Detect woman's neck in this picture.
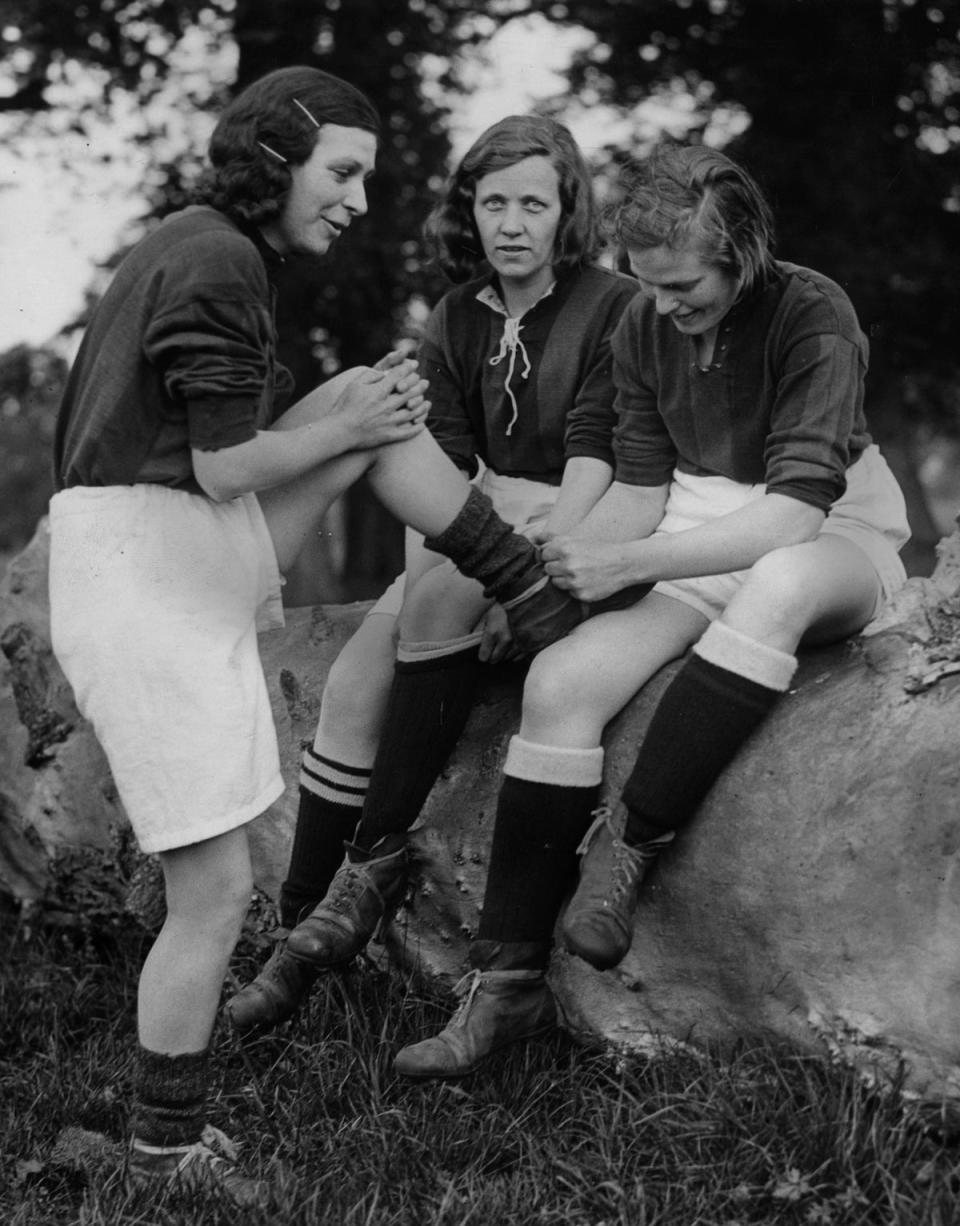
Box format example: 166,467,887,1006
693,325,719,369
500,268,556,318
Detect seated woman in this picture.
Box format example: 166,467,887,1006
393,143,910,1079
226,114,640,1033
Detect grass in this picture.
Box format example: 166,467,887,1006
2,898,959,1226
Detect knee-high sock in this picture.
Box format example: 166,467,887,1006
279,744,371,927
132,1046,209,1148
423,486,582,653
353,635,481,851
621,619,797,847
423,486,545,604
478,737,604,945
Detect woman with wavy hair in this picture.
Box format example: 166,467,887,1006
228,114,639,1033
49,73,580,1202
393,143,910,1079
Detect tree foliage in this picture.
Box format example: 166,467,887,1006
517,0,960,564
1,0,488,592
3,0,959,578
530,0,960,413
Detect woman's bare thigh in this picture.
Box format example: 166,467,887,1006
520,592,709,748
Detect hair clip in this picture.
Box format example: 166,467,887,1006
292,97,322,129
257,140,288,163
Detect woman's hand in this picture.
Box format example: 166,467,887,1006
540,536,639,602
327,359,430,449
373,348,413,373
525,521,553,548
478,602,523,664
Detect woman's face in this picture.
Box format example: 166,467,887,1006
472,155,562,297
260,124,377,258
627,243,741,336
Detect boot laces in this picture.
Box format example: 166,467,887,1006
136,1124,239,1180
575,805,614,856
448,969,484,1029
324,865,366,914
610,838,647,903
193,1124,238,1165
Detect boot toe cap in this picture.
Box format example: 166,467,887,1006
394,1039,468,1079
561,915,630,970
287,921,352,965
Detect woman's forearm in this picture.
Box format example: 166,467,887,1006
542,457,614,536
192,362,431,502
631,492,825,582
568,479,669,544
542,491,824,601
191,420,360,501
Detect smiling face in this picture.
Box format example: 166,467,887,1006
260,123,377,257
627,243,741,337
472,155,562,300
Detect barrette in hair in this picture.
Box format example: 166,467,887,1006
292,97,321,129
257,140,288,163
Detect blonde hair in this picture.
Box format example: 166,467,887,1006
607,145,776,296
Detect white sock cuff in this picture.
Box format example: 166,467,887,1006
396,631,483,663
694,620,797,692
504,736,604,787
300,745,372,806
304,739,373,773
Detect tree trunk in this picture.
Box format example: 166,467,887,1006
2,521,960,1105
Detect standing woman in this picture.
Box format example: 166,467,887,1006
394,144,910,1078
49,71,577,1200
227,115,640,1033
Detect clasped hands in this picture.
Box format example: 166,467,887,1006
332,349,431,448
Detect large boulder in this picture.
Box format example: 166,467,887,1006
2,519,960,1105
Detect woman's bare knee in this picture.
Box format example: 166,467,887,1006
725,540,877,648
398,564,488,642
520,648,608,744
160,843,253,934
272,368,369,432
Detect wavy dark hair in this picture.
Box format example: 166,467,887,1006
606,145,777,297
425,115,600,283
193,66,380,227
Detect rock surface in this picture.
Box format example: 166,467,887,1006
3,519,960,1103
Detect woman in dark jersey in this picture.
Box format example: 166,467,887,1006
228,114,639,1034
49,70,577,1201
394,144,910,1080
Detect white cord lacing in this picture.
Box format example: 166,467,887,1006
488,316,532,437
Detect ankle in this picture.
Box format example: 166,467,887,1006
470,939,550,972
622,807,677,851
132,1046,209,1148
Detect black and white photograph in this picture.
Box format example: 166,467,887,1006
1,2,959,1222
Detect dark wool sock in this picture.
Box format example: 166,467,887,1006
423,485,542,604
479,776,600,945
621,627,795,847
354,641,481,850
477,739,604,945
424,487,583,654
279,750,370,927
132,1046,209,1148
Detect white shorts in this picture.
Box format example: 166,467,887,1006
654,444,910,621
368,467,560,618
48,484,286,854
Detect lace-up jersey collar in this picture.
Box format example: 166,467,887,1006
475,280,557,436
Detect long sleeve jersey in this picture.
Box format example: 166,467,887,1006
611,261,873,511
54,206,294,493
421,265,640,486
